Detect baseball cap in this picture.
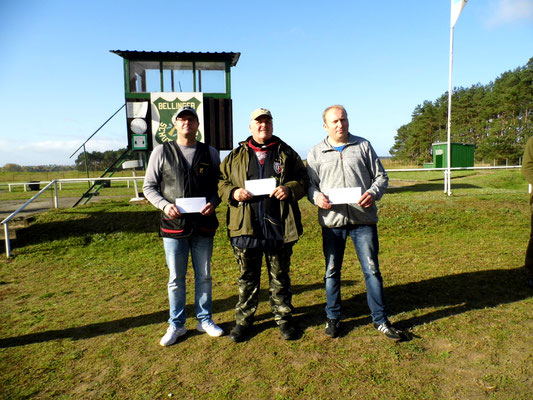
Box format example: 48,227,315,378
250,108,272,121
175,106,198,119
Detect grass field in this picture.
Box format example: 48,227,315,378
1,169,532,399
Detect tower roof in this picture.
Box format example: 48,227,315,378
110,50,240,66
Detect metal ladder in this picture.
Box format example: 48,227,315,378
73,148,134,207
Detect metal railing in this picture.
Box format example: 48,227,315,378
1,176,144,258
2,180,59,258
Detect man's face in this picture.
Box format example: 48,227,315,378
323,108,349,143
175,112,199,141
249,115,273,144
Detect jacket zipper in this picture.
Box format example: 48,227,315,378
338,149,351,224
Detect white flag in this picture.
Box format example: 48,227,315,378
451,0,468,27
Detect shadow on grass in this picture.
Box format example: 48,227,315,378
388,182,478,193
1,268,530,347
12,210,160,248
0,281,329,348
292,266,531,338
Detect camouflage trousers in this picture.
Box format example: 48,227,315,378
232,244,295,326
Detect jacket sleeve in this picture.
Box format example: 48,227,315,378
364,141,388,201
283,148,309,202
218,150,240,207
305,148,322,205
143,145,171,211
522,136,533,185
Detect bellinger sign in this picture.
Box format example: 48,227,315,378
150,92,204,148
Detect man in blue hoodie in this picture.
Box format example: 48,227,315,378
306,105,402,341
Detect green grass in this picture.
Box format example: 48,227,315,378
0,169,532,399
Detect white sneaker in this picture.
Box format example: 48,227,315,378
196,319,224,337
159,325,187,346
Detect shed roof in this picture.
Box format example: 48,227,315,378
432,142,475,146
110,50,240,66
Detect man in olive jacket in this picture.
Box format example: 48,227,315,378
218,108,308,342
522,135,533,288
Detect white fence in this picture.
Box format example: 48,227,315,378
386,165,524,193
1,177,144,258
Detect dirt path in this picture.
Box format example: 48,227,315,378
0,195,131,221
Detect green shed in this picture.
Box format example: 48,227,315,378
428,142,475,168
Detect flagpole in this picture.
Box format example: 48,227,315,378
447,0,468,196
446,24,454,196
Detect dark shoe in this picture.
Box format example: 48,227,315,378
325,318,340,338
279,320,297,340
374,321,402,342
527,278,533,289
229,324,249,343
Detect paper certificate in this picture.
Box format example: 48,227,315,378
328,187,362,205
245,178,277,196
175,197,206,213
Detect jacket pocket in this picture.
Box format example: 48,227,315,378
160,214,187,236
262,214,284,242
198,214,219,237
227,203,245,231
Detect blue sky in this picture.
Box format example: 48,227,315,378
1,0,532,166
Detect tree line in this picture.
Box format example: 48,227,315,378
1,163,77,172
1,148,127,172
390,57,533,165
72,148,128,171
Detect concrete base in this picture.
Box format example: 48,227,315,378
129,198,149,205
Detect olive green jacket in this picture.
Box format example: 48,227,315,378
218,136,309,242
522,136,533,209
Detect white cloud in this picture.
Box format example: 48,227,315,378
486,0,533,26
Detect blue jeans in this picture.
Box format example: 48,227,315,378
322,224,388,325
163,236,214,328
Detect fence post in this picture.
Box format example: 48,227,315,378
53,180,59,208
4,223,11,258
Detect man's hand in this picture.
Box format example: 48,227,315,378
201,202,215,216
233,188,253,202
270,185,290,201
358,192,375,208
163,203,181,218
315,193,332,209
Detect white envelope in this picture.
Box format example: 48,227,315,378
175,197,206,213
328,187,362,205
245,178,277,196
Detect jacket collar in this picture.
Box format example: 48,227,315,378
321,133,359,152
240,135,284,149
